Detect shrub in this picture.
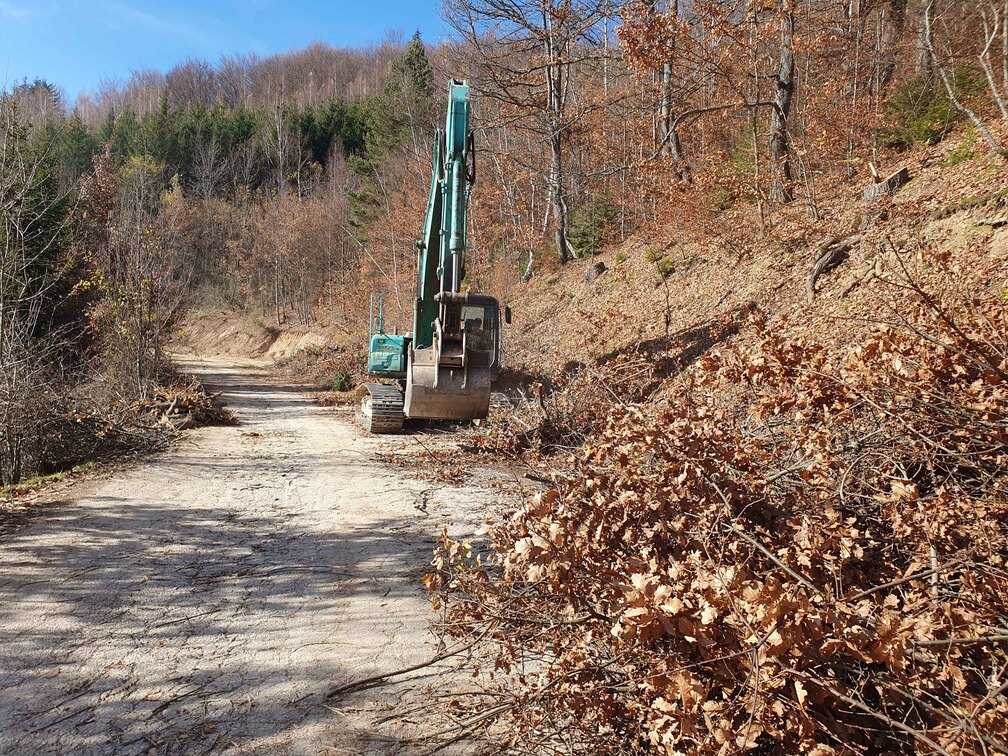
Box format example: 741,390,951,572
655,257,676,279
644,245,664,263
569,196,621,257
881,68,984,149
332,372,352,392
614,250,628,266
710,187,734,214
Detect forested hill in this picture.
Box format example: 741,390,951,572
15,35,423,223
23,35,408,176
7,31,443,329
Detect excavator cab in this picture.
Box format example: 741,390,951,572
460,300,501,371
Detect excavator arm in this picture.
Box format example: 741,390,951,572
358,80,506,434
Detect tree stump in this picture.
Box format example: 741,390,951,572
585,261,606,283
863,167,910,202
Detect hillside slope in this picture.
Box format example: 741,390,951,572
507,127,1007,379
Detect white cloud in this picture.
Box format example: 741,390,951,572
98,1,214,46
0,1,32,20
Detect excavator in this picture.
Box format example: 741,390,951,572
356,79,509,434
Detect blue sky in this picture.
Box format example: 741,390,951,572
0,0,446,99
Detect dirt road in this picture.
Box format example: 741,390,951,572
0,358,493,754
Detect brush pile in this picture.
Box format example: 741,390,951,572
429,281,1008,753
134,377,236,430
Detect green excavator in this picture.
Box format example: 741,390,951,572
357,79,509,434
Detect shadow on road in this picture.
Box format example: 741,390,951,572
0,358,470,754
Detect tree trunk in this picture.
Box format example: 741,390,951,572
545,5,573,264
878,0,908,94
274,255,282,326
769,0,796,204
915,2,933,75
274,102,286,195
550,128,572,264
657,2,689,181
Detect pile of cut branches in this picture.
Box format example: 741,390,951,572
428,281,1008,753
10,376,235,489
134,377,236,430
467,370,615,457
37,402,168,475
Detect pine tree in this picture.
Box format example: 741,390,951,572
348,32,437,240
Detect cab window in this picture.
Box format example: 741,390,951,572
461,304,495,352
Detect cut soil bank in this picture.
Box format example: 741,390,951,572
179,311,334,362
0,356,492,754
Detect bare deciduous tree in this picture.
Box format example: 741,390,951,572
924,0,1008,156
446,0,610,267
84,151,190,398
192,138,228,201
769,0,796,204
0,99,74,484
165,58,218,110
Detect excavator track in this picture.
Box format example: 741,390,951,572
357,383,404,434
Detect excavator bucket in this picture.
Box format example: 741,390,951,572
404,347,491,421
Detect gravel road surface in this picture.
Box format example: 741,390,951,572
0,358,491,754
